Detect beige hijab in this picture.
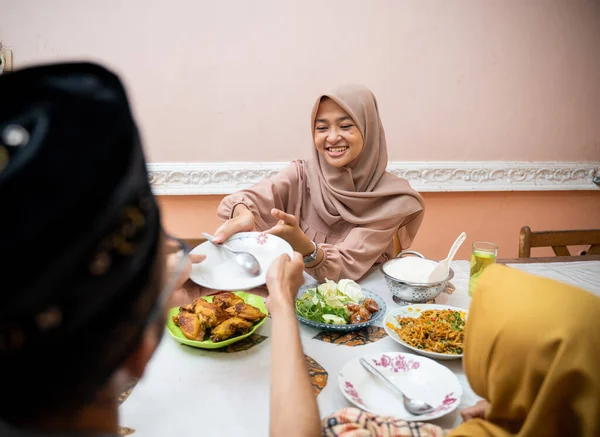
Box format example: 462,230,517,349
449,264,600,437
306,84,424,247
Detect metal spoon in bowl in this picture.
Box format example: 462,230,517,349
202,232,261,277
428,232,467,283
359,358,435,416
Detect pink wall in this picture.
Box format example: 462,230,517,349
3,0,600,163
158,191,600,261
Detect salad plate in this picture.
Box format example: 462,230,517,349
295,280,387,332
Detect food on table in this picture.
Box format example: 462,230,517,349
213,291,245,309
225,302,267,323
383,257,437,283
362,298,380,313
172,292,266,342
295,279,380,325
346,303,361,312
194,298,228,326
386,309,465,354
210,317,253,342
349,307,372,324
173,310,206,341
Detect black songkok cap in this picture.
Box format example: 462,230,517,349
0,63,161,419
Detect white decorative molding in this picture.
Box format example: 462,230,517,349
147,161,600,195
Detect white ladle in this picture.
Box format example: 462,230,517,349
428,232,467,283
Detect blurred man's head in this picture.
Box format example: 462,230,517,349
0,63,166,427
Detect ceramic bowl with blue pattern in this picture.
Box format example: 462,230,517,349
295,284,387,332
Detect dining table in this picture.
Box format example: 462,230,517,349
118,258,600,436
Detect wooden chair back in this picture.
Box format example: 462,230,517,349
519,226,600,258
393,234,402,257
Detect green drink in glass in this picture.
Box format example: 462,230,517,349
469,242,498,297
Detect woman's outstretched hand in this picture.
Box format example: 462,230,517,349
266,209,313,256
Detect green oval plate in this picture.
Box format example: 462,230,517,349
166,291,268,349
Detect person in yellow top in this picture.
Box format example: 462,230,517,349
321,264,600,437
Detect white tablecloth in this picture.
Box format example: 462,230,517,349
119,260,600,435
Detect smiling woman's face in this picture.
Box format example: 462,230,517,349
313,98,364,168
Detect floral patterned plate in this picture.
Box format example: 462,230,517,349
189,232,293,291
338,352,462,421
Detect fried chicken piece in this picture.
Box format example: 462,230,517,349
224,302,266,323
180,302,195,313
173,311,206,341
212,292,245,310
346,303,361,313
210,317,253,342
350,307,372,324
362,298,380,313
193,298,228,326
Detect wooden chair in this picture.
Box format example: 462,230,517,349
518,226,600,258
393,234,402,257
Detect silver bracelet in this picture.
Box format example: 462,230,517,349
303,240,318,264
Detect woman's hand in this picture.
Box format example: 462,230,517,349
266,209,313,256
460,400,491,422
213,205,256,244
265,252,305,314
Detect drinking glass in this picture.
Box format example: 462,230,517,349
468,242,498,297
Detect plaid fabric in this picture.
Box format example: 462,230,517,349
322,408,448,437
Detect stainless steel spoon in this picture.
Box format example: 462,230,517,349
359,358,435,416
202,232,261,277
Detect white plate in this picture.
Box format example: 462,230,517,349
338,352,462,421
189,232,293,291
383,304,467,361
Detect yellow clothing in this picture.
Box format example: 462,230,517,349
450,264,600,437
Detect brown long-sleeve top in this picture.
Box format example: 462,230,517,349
217,160,424,282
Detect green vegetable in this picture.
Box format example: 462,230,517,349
295,279,364,324
322,314,347,325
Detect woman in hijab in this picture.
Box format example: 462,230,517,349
320,264,600,437
214,85,425,281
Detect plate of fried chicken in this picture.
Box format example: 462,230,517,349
167,291,268,349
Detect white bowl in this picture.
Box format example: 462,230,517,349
380,251,454,305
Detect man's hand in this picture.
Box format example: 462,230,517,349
265,252,305,313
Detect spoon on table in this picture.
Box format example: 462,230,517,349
359,358,435,415
202,232,261,277
428,232,467,283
